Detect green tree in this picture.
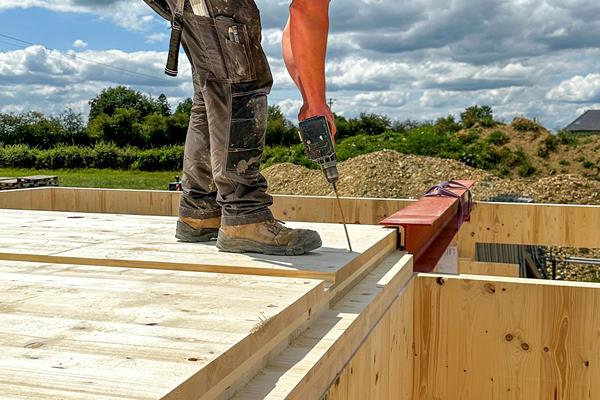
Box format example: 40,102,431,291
167,112,189,144
87,108,144,147
354,113,391,135
156,94,171,116
334,114,353,139
88,86,159,121
434,115,462,134
460,105,495,128
140,113,170,147
175,98,193,116
266,105,298,146
57,109,88,145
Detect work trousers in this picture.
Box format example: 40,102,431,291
168,0,274,225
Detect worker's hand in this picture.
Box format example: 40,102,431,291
299,103,337,140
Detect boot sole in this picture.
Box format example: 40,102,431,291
175,221,219,243
216,231,322,256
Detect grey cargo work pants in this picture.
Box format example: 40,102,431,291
170,0,274,225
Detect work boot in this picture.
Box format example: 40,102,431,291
176,216,221,243
217,219,322,256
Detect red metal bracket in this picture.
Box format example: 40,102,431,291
380,180,475,272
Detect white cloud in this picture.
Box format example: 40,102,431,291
0,45,192,116
72,39,88,49
546,74,600,102
145,32,168,43
276,99,303,120
0,0,156,31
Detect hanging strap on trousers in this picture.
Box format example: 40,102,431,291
165,0,185,76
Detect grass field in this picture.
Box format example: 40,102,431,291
0,168,180,190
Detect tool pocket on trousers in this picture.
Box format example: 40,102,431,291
214,17,256,83
226,95,266,175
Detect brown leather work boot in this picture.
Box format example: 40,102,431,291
217,219,322,256
176,216,221,243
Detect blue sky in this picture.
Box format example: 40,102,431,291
1,1,600,130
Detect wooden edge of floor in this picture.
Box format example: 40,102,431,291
160,278,330,400
232,251,414,400
420,272,600,289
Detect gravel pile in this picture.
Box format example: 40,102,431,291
549,247,600,282
264,150,600,283
264,150,600,205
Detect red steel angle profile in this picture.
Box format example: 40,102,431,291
380,180,475,272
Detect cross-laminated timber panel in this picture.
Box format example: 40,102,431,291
0,209,396,284
234,252,414,400
413,274,600,400
0,260,326,399
316,274,600,400
0,187,412,224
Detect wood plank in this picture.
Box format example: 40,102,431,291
0,260,326,400
414,274,600,400
1,188,412,223
4,189,600,252
457,201,600,258
0,210,396,284
234,251,414,399
459,258,520,277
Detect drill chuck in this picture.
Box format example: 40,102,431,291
298,116,339,184
323,166,339,184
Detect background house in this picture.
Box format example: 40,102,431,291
564,110,600,133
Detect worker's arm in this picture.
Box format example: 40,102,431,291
283,0,336,137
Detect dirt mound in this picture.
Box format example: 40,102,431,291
470,125,600,179
263,150,495,199
264,150,600,205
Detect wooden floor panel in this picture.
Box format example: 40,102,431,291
0,210,396,283
0,261,326,399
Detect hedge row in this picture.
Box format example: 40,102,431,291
0,143,184,171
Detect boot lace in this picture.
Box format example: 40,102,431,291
265,219,292,236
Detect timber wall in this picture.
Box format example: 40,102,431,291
2,188,599,245
321,274,600,400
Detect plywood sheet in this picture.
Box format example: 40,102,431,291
0,260,326,399
0,210,396,283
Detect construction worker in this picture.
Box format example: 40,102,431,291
143,0,335,255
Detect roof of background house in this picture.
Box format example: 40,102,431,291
564,110,600,132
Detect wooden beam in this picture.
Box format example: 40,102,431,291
456,201,600,258
3,188,600,250
458,258,520,277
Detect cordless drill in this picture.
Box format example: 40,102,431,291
299,116,352,252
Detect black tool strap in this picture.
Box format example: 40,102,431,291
165,0,186,76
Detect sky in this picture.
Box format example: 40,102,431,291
1,0,600,130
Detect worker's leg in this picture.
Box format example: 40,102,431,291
179,0,321,253
176,75,222,242
174,0,274,225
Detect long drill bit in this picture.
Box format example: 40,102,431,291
332,182,353,252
